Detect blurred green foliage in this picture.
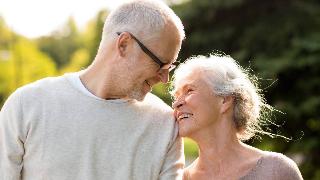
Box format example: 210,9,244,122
183,138,199,158
0,18,57,102
0,0,319,178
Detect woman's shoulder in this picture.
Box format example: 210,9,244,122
255,151,303,179
262,151,299,168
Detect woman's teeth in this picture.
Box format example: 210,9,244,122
178,113,193,121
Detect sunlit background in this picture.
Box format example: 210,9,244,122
0,0,319,179
0,0,128,38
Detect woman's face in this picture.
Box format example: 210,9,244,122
172,72,223,137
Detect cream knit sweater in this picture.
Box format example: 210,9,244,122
0,74,184,180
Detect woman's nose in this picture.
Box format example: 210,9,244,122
172,97,185,109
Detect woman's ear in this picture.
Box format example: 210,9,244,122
221,96,234,113
116,32,131,57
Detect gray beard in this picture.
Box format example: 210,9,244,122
128,86,147,101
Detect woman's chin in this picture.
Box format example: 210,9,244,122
178,120,193,137
178,127,190,137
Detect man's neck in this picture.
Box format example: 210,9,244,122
79,62,128,100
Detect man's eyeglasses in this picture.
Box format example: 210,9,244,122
116,32,177,71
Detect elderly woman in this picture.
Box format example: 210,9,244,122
171,55,303,180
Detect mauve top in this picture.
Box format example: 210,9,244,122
184,151,303,180
240,151,303,180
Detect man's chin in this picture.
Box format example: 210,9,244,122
128,91,148,102
135,96,146,102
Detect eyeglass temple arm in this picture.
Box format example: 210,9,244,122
116,32,165,68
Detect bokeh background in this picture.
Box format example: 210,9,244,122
0,0,319,179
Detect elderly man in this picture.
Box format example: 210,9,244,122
0,0,185,179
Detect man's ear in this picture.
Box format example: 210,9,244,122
116,32,131,57
221,96,234,114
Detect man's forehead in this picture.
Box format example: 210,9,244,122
157,47,179,65
155,28,182,64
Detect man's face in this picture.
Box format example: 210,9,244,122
125,25,182,101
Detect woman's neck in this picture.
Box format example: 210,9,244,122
186,118,263,179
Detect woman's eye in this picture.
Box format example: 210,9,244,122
186,88,193,94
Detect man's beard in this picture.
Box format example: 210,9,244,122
127,84,148,101
123,55,148,101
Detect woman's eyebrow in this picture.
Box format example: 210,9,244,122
173,83,195,96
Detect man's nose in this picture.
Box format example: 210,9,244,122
158,69,169,83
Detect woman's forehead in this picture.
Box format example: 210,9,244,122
173,73,207,95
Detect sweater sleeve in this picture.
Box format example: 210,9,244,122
0,89,26,180
159,124,185,180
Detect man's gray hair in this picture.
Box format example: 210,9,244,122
172,54,275,141
100,0,185,49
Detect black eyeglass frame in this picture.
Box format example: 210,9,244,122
116,32,176,71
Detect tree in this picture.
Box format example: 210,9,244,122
36,17,81,68
82,9,109,66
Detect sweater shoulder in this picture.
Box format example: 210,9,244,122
14,76,71,106
143,93,173,113
2,76,65,106
139,93,176,132
18,76,67,94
